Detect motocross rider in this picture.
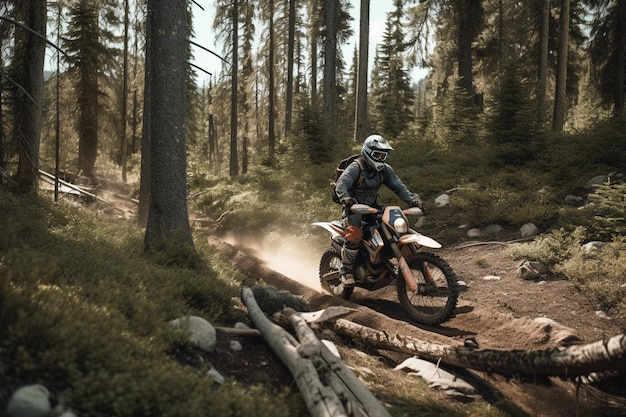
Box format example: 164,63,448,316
335,134,425,287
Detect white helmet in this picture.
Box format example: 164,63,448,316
361,134,393,172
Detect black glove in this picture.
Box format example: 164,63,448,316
340,197,358,207
409,194,425,212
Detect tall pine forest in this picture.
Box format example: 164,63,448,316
1,0,626,242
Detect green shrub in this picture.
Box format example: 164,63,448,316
561,239,626,321
507,227,587,266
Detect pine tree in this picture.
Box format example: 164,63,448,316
370,0,415,138
63,0,120,181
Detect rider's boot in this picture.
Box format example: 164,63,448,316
340,246,359,287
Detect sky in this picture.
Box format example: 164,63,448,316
190,1,428,87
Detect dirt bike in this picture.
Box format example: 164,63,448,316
313,203,460,325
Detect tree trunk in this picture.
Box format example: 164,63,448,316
552,0,570,131
76,1,99,181
537,0,550,119
330,319,626,378
0,52,4,186
121,0,129,183
144,0,194,252
614,1,626,116
15,0,47,194
268,0,276,161
285,0,296,135
323,0,338,132
229,0,239,177
456,0,475,98
138,6,152,227
354,0,369,143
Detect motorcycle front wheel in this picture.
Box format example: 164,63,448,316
319,248,354,300
397,252,459,325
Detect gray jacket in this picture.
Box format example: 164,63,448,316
335,159,415,207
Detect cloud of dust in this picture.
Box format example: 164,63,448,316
223,231,323,291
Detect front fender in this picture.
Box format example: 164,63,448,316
398,232,442,249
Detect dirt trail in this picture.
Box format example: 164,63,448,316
207,235,625,417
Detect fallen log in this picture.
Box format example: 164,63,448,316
241,287,347,417
283,309,392,417
330,319,626,378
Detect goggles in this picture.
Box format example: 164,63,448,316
370,150,388,162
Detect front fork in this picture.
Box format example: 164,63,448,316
383,227,433,293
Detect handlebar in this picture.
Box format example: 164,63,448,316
350,203,423,217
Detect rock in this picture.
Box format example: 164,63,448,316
519,223,540,238
234,322,251,330
207,366,225,384
394,357,478,400
230,340,243,351
434,193,450,207
484,224,502,235
595,310,611,320
483,275,501,281
585,175,609,188
564,195,584,205
169,316,217,353
516,260,550,281
582,241,607,254
6,385,51,417
532,317,581,346
467,228,481,238
456,280,468,291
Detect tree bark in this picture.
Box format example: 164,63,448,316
323,0,338,131
537,0,549,120
15,0,47,194
354,0,369,143
267,0,276,161
552,0,570,131
144,0,194,252
330,319,626,378
285,0,296,135
229,0,239,177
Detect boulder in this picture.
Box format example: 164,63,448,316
519,223,540,238
516,260,551,281
6,385,51,417
434,193,450,207
169,316,217,353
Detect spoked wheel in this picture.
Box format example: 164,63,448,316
397,252,459,325
319,248,354,300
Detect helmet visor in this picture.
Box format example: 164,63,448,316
370,150,388,162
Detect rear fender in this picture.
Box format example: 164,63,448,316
312,221,344,238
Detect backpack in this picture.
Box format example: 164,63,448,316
331,155,384,204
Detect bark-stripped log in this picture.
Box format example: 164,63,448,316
242,287,347,417
330,319,626,378
284,309,392,417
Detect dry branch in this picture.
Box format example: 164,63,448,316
330,319,626,378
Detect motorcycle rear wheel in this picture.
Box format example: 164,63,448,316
397,252,459,325
319,248,354,300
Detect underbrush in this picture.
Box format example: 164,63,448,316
508,228,626,323
0,190,293,417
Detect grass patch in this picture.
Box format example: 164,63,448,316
0,190,291,417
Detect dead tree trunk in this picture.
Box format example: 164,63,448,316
330,319,626,378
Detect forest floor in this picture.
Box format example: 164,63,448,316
96,189,626,417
